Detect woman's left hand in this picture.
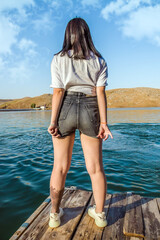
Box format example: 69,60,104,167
97,124,113,141
48,123,61,137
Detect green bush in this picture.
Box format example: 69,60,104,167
31,103,36,108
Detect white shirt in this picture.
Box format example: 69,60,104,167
50,49,108,95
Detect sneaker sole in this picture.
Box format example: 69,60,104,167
88,208,107,228
49,208,64,228
49,219,61,228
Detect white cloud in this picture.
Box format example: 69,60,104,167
49,0,74,14
19,38,36,50
0,0,35,12
0,16,20,54
101,0,151,20
120,5,160,45
9,59,34,84
43,0,73,10
33,12,54,32
50,0,61,9
0,0,36,55
102,0,123,19
0,51,40,86
9,61,31,83
0,57,6,70
0,0,35,21
101,0,160,46
18,38,38,58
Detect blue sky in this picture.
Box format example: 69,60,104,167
0,0,160,99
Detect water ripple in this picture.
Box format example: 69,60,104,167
0,110,160,239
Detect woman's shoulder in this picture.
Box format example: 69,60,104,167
53,51,62,59
90,51,107,62
52,51,71,63
51,50,107,65
51,51,63,65
96,54,107,68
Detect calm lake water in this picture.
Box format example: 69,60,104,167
0,107,160,240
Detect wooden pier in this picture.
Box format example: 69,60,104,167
10,186,160,240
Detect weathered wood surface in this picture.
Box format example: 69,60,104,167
72,193,112,239
123,193,144,238
102,193,127,240
9,187,160,240
10,195,51,240
141,197,160,240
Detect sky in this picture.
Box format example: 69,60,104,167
0,0,160,99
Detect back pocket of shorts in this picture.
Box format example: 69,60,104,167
58,101,73,120
84,103,100,124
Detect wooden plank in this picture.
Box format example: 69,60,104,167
9,187,72,240
9,195,51,240
72,193,112,239
16,188,92,240
123,194,144,238
16,188,78,240
10,191,160,240
126,237,144,240
102,193,128,240
141,197,160,240
41,189,92,240
130,238,143,240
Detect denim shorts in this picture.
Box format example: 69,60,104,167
57,91,100,138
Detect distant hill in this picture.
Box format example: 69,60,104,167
0,87,160,109
0,99,13,105
106,87,160,108
0,95,52,109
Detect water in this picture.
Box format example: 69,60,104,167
0,108,160,240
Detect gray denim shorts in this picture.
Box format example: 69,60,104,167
57,91,100,138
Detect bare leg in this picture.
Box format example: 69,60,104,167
50,186,65,213
80,133,107,213
50,132,75,213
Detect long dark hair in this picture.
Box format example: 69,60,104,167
55,17,102,60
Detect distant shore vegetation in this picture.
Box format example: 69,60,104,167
0,87,160,110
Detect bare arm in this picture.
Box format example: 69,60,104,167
96,86,113,140
96,86,108,124
50,88,65,125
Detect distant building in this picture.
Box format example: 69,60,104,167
40,105,46,110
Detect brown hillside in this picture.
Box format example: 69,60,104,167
0,88,160,109
106,87,160,108
0,95,52,109
0,99,13,105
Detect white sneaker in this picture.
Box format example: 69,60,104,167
49,207,64,228
88,204,107,228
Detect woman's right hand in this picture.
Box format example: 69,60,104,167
97,124,113,141
48,123,61,138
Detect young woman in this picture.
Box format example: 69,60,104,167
48,17,113,228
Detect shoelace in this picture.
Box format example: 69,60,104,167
97,212,106,220
50,212,60,221
93,205,106,221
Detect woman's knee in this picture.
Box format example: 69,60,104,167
86,163,103,176
53,163,70,175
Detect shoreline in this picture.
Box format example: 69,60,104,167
0,107,160,112
0,108,43,112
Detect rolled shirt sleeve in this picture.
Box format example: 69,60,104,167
96,58,108,87
50,55,64,88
